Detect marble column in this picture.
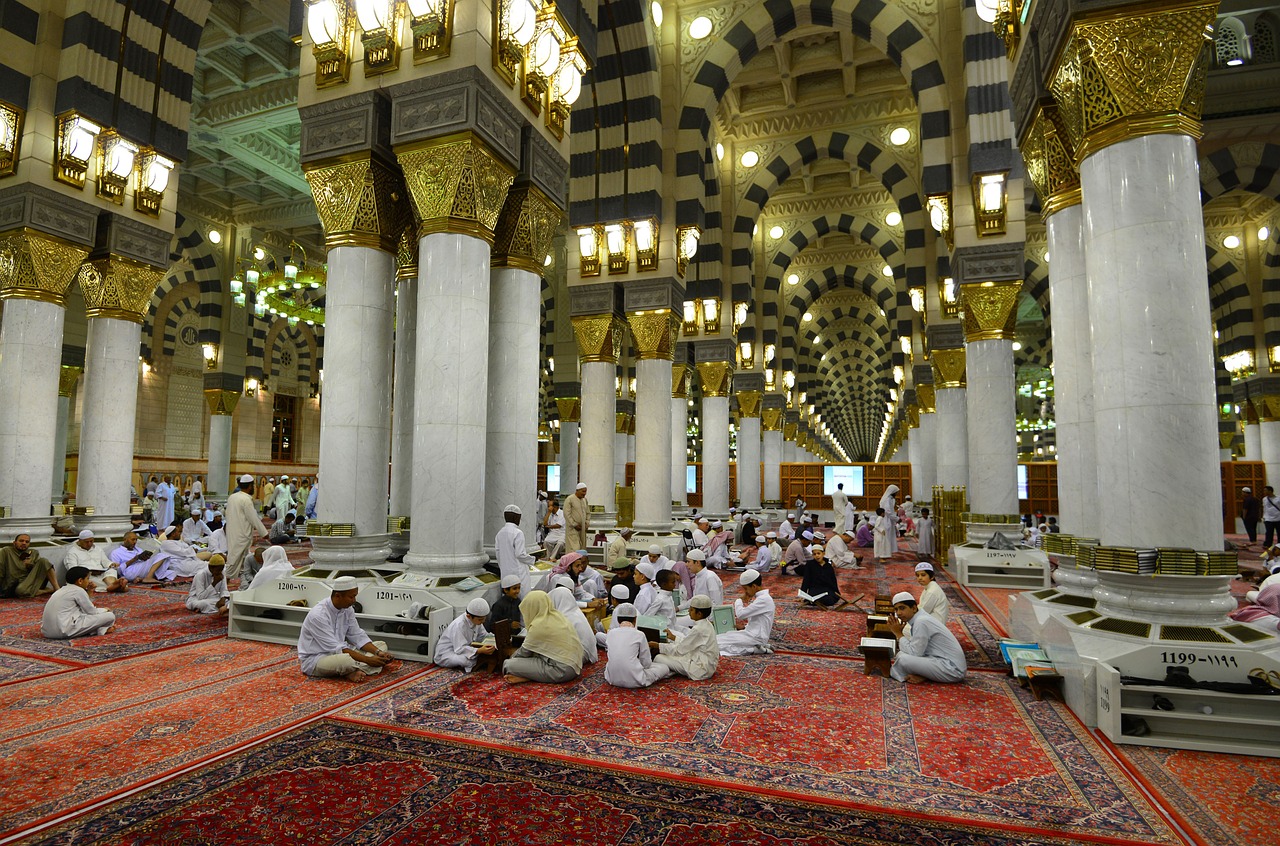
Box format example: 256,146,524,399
696,340,735,518
762,396,784,504
555,393,581,495
1260,404,1280,487
912,411,938,499
614,399,633,488
671,356,691,509
389,234,418,525
1067,5,1221,549
783,415,798,464
626,293,681,534
960,279,1021,515
931,345,969,490
52,369,79,502
573,306,625,519
1245,421,1262,461
204,390,239,500
735,374,764,511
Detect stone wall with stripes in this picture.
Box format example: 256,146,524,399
0,0,39,109
961,0,1015,175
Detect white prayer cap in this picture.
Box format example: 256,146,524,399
281,475,289,481
620,527,635,536
610,584,631,600
841,529,853,537
914,563,934,573
755,536,766,543
636,562,657,580
685,549,706,561
729,507,737,513
576,483,588,491
331,575,359,592
466,598,491,616
1244,487,1253,493
78,529,94,540
689,595,713,610
766,531,777,539
648,544,663,555
614,602,638,618
504,504,522,515
801,530,814,540
811,544,824,553
891,590,915,605
538,490,547,497
739,569,762,586
787,514,795,520
697,517,709,525
500,574,522,589
239,474,254,483
711,520,723,528
551,574,575,591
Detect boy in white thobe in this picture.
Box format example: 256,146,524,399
916,509,935,560
826,530,859,569
746,536,773,572
884,591,967,684
647,570,679,631
718,569,776,656
873,508,893,561
655,595,719,680
595,583,632,648
604,603,671,688
41,567,116,639
186,557,230,615
681,549,724,607
297,576,398,681
633,562,657,616
495,505,536,594
435,598,496,672
766,532,784,564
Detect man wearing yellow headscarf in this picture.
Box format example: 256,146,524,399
503,590,585,685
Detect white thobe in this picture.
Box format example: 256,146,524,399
747,545,773,572
915,518,935,556
647,589,678,630
207,527,229,556
844,502,857,534
606,533,628,563
496,522,535,593
604,625,670,688
574,566,607,600
297,598,372,677
768,540,783,562
41,584,114,638
777,520,795,541
691,529,709,547
271,483,295,518
687,567,724,607
544,511,565,546
873,515,892,559
825,534,855,567
892,609,966,683
181,517,212,544
644,554,671,573
154,482,176,529
878,491,899,553
435,613,486,671
918,580,950,624
717,590,775,656
63,545,118,592
656,617,719,680
225,490,267,580
186,568,229,614
244,558,298,592
832,491,849,533
634,583,657,616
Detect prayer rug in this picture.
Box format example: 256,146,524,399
0,645,429,837
337,655,1186,846
0,588,225,664
1113,744,1280,846
0,652,67,684
20,719,1120,846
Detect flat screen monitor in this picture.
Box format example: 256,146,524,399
1017,465,1028,500
546,464,560,493
823,465,864,496
686,465,698,494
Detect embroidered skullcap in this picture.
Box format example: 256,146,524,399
614,602,638,618
1243,487,1252,493
811,544,824,553
891,591,915,605
689,595,713,610
739,569,762,586
551,574,575,591
331,576,359,592
77,529,94,540
711,520,723,528
239,474,254,483
576,483,588,491
787,514,795,520
686,549,706,561
766,531,777,539
755,536,766,543
636,562,657,580
801,530,814,540
611,584,631,600
504,504,522,515
914,563,935,573
500,574,522,589
466,598,491,616
698,517,710,524
648,544,663,555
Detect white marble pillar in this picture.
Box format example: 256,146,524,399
1261,421,1280,488
966,340,1018,514
1047,203,1098,536
406,233,491,575
910,414,937,500
701,396,730,516
627,433,636,465
633,358,673,532
77,317,143,518
1245,422,1262,461
206,415,232,501
0,299,66,531
1081,133,1221,549
484,267,540,550
934,387,968,489
389,276,417,519
737,416,762,510
671,398,688,508
579,360,616,514
52,394,70,502
783,438,797,463
763,429,782,502
559,420,579,494
614,429,629,488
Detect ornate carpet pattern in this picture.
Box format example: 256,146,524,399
0,653,67,684
21,720,1121,846
336,655,1185,845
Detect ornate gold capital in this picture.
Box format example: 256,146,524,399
204,389,241,416
1219,431,1235,449
736,390,763,418
396,131,516,244
932,349,967,389
556,397,580,423
961,280,1021,343
0,229,90,307
762,407,784,431
1050,1,1216,161
572,314,625,363
627,310,681,361
58,366,82,397
1259,395,1280,423
615,411,633,434
492,183,562,273
696,361,732,397
908,403,921,429
783,422,798,441
672,364,691,398
396,218,418,280
916,383,936,413
77,256,164,323
1022,103,1082,217
304,154,403,253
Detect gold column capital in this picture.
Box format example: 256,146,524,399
696,361,732,397
204,389,241,416
1022,103,1082,217
627,310,681,361
58,365,82,397
556,396,580,423
571,314,626,363
395,218,418,280
615,411,633,434
672,363,691,398
908,403,921,429
736,389,763,418
1258,395,1280,423
932,348,967,389
491,183,562,273
1050,1,1217,161
762,407,784,431
396,131,516,244
916,384,936,413
1219,431,1236,449
77,256,164,323
783,422,798,441
961,279,1022,343
304,154,404,253
0,229,90,307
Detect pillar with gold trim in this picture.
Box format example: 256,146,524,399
572,285,625,523
697,339,735,518
783,410,799,464
75,216,168,526
204,379,240,501
958,262,1022,516
52,365,82,503
912,366,937,499
389,218,418,540
1256,390,1280,487
1023,102,1097,536
671,344,692,510
0,193,94,537
929,325,969,490
762,394,785,505
486,156,563,550
555,388,581,493
735,372,765,512
626,280,682,533
1051,2,1221,547
303,139,400,567
615,395,633,491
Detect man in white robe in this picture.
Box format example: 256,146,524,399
496,505,536,593
153,475,176,530
604,603,671,688
63,531,125,593
878,485,900,554
606,527,634,563
297,576,398,681
190,476,204,512
435,598,496,672
777,515,796,542
826,530,859,569
563,483,591,553
683,549,724,607
225,475,268,583
832,484,849,534
41,566,115,638
270,476,295,520
656,595,719,680
642,544,671,573
884,591,966,683
873,508,893,561
186,556,230,615
110,530,171,583
149,529,205,578
543,499,566,560
181,509,212,543
718,569,775,656
691,518,711,548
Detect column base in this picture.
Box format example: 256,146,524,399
589,511,618,531
963,521,1023,545
389,534,411,560
402,549,490,578
309,534,395,571
0,516,57,544
1092,572,1237,625
77,513,136,538
631,521,677,535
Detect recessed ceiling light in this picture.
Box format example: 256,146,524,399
889,127,911,146
715,142,724,161
885,211,901,227
689,16,713,39
769,225,784,239
803,312,812,322
1261,226,1271,241
740,150,759,168
1224,235,1241,249
787,273,799,285
882,265,894,277
207,230,222,244
1012,341,1022,351
650,1,662,27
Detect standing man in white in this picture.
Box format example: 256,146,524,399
225,474,268,585
153,474,176,530
832,483,849,534
564,483,591,553
496,505,536,594
270,475,295,520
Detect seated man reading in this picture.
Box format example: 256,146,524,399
1,534,57,597
883,590,967,684
41,566,116,638
297,576,399,682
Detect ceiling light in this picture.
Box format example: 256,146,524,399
689,16,712,39
975,0,999,23
1260,226,1271,241
208,230,222,245
769,225,784,239
715,142,724,161
650,0,662,26
787,273,799,285
882,265,894,277
254,247,266,261
802,312,812,322
1011,341,1022,351
889,127,911,146
885,211,901,227
1224,235,1241,249
740,150,759,168
1043,251,1050,263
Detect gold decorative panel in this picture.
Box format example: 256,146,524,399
204,389,241,416
762,407,784,431
492,183,563,273
908,403,921,429
961,280,1021,342
783,422,798,441
916,384,936,413
931,349,967,389
396,131,516,244
396,219,418,280
615,412,632,434
626,310,680,361
672,364,691,398
1022,104,1081,217
556,396,580,423
0,229,90,307
1258,395,1280,423
77,257,164,323
736,390,763,418
304,155,403,253
571,314,624,363
58,365,81,397
697,361,732,397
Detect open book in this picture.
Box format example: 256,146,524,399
798,590,828,603
860,636,896,656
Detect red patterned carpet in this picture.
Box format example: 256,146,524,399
0,653,67,684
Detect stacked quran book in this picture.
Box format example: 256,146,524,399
1092,546,1158,575
1154,548,1198,575
1075,543,1096,568
1196,550,1237,576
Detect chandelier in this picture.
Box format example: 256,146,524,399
251,243,326,327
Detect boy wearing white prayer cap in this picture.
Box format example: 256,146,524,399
495,504,536,594
682,548,723,607
656,595,720,680
604,603,671,688
486,574,525,633
883,590,966,684
717,569,776,656
595,583,634,648
297,576,399,681
437,598,498,672
633,561,658,615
